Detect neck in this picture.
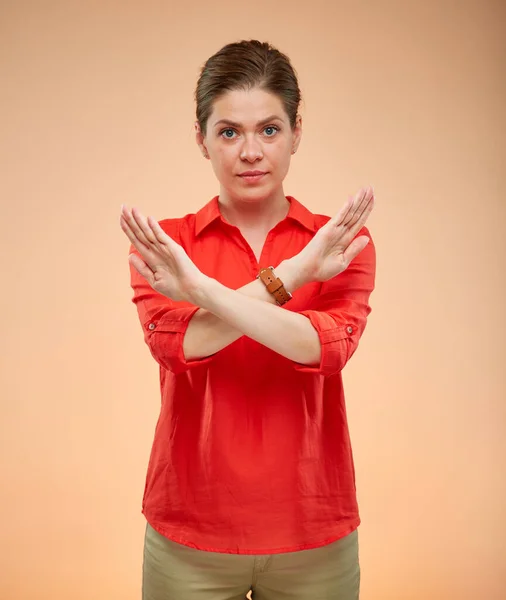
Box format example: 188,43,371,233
218,189,290,233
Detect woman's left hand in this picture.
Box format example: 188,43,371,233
293,186,375,284
120,205,206,302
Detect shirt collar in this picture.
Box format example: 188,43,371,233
195,195,317,237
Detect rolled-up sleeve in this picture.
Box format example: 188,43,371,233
128,234,214,375
293,228,376,376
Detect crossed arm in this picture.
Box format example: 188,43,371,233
182,259,321,364
121,188,375,371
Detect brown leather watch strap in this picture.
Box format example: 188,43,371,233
257,266,293,306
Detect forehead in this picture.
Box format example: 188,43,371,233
208,88,287,127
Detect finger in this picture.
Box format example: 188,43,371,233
130,206,159,247
128,252,155,285
342,187,371,228
120,213,150,253
330,193,356,228
342,235,370,266
120,214,158,266
354,190,375,230
147,216,190,266
346,187,375,232
121,205,151,249
134,210,182,266
332,187,367,229
147,215,180,251
338,195,375,252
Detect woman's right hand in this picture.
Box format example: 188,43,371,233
120,204,207,302
293,187,375,284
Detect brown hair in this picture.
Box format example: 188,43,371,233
195,40,301,136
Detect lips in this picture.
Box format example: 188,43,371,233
238,171,267,184
239,171,266,177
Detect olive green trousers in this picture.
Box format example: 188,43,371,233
142,522,360,599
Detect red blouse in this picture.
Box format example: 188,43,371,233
128,195,376,554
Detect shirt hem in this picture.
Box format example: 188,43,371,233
142,509,361,555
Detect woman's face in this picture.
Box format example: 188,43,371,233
196,87,302,204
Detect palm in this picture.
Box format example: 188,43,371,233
143,251,189,300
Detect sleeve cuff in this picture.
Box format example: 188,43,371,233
144,306,214,373
292,309,356,375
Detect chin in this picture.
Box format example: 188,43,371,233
238,178,281,195
237,187,276,202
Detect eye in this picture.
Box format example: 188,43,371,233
264,125,280,136
220,128,237,139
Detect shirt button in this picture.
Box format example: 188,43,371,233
148,323,156,331
346,326,353,334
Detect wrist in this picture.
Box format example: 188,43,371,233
276,257,313,293
184,273,216,307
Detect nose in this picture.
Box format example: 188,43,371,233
240,135,263,161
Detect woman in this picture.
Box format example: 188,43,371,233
120,39,375,600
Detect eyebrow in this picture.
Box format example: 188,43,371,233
212,115,284,129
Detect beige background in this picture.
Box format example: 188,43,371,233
1,1,505,599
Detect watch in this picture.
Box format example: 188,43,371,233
257,266,293,306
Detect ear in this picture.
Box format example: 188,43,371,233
292,114,303,154
195,121,209,159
